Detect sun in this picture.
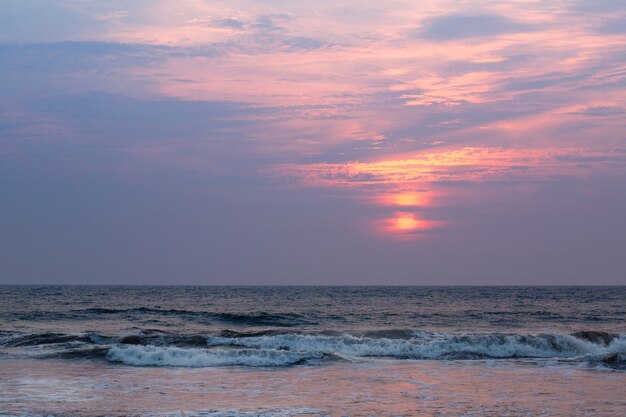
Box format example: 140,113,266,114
391,212,422,232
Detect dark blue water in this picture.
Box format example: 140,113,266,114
1,286,625,368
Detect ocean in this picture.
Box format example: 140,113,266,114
1,286,625,416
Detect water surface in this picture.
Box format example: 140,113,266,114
1,286,625,416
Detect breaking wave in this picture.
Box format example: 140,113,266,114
2,330,625,369
201,332,626,361
107,345,328,367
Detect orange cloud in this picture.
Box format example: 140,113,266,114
274,147,626,188
273,146,626,237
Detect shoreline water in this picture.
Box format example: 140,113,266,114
1,286,624,416
2,358,625,417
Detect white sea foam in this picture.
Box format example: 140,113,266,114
203,332,626,361
106,345,323,367
105,333,626,367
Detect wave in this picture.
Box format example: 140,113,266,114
202,332,626,361
3,308,316,327
2,330,625,369
106,345,329,367
104,332,626,367
580,352,626,370
2,332,90,347
73,308,315,327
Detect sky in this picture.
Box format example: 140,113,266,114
1,0,626,285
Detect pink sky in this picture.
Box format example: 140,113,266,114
1,0,625,283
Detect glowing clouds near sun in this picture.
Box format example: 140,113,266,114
379,191,433,207
377,191,435,237
274,146,626,237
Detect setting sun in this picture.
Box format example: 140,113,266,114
388,212,423,232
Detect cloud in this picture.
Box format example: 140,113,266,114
271,146,626,240
0,0,97,42
418,14,528,41
394,72,503,106
598,17,626,35
188,13,329,52
251,14,292,32
568,0,626,13
0,91,284,183
282,36,327,51
30,92,253,138
273,147,626,188
242,14,330,52
0,42,168,73
0,41,181,101
568,106,626,117
213,18,246,29
0,92,258,166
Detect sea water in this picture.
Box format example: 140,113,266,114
1,286,625,416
